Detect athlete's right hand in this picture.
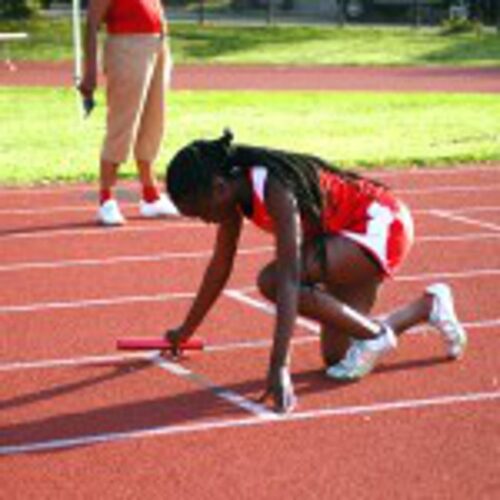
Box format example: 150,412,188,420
165,327,190,358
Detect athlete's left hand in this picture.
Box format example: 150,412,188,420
258,365,297,414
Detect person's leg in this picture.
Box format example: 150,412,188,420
319,279,380,366
99,36,153,225
135,41,177,216
257,235,387,345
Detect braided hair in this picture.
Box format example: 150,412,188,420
166,130,373,229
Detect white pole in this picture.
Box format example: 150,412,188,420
72,0,87,120
72,0,82,86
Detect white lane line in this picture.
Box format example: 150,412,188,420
1,232,500,273
418,232,500,242
2,264,500,314
396,268,500,282
152,355,277,420
397,184,500,194
0,291,197,313
0,246,272,273
225,288,500,337
225,289,320,333
1,389,498,456
1,316,498,374
431,210,500,233
1,201,500,218
374,166,500,178
0,352,157,372
0,221,207,240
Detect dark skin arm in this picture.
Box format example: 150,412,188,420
78,0,112,98
167,212,243,346
258,176,301,413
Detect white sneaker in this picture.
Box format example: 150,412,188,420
139,193,178,218
326,325,397,381
427,283,467,359
97,199,126,226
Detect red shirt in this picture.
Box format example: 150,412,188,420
105,0,164,35
245,166,395,239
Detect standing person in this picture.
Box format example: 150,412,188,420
79,0,177,225
163,130,467,414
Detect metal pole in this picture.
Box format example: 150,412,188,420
72,0,82,86
199,0,206,25
337,0,345,27
413,0,421,28
266,0,274,25
497,0,500,33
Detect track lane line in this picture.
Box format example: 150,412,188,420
1,231,500,273
431,210,500,233
1,316,499,373
0,246,273,272
1,389,499,456
2,266,500,314
152,355,278,420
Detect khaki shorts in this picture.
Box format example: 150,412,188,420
101,34,172,164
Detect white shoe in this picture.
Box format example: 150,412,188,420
326,325,397,381
139,193,178,218
97,199,126,226
427,283,467,359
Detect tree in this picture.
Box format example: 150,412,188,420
0,0,43,19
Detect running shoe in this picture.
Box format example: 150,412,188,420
97,199,126,226
326,324,397,381
139,193,178,218
426,283,467,359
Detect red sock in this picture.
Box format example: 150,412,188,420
142,185,160,203
100,188,112,205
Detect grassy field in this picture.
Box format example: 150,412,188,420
0,18,499,66
1,19,499,185
1,87,499,185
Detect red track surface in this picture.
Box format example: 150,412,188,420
1,62,500,497
2,61,500,92
1,166,500,499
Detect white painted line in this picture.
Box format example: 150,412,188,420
0,221,207,241
1,389,498,455
418,232,500,243
0,201,498,218
153,355,277,419
431,210,500,233
397,183,500,194
395,268,500,282
225,289,319,333
0,352,157,372
1,231,500,274
0,315,498,374
0,246,272,273
374,166,500,178
2,263,500,314
0,291,197,314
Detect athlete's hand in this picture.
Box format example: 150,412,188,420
258,365,296,414
165,327,190,358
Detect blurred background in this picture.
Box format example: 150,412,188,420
1,1,499,29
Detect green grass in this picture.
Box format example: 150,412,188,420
0,18,499,66
1,88,499,185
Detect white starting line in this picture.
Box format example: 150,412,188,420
1,389,499,456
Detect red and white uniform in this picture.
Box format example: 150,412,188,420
245,167,414,276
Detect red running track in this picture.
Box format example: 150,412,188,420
2,62,500,93
0,165,500,499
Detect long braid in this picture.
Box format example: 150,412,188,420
166,130,384,228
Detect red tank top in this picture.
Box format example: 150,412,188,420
105,0,164,35
245,167,394,239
